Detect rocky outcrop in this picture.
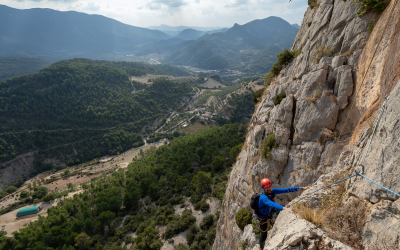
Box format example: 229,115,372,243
254,210,353,250
346,80,400,203
213,0,400,249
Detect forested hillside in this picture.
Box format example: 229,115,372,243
0,57,53,80
0,123,246,250
0,59,193,179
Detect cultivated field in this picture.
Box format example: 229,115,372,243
199,78,226,88
130,74,171,84
130,75,196,84
178,121,215,134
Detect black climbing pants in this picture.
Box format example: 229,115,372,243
259,219,269,249
258,210,279,249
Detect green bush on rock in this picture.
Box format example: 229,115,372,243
274,93,286,106
235,208,252,231
262,133,278,160
354,0,386,17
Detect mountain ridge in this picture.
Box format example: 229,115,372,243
0,4,169,60
161,16,298,71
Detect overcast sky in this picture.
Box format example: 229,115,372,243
3,0,308,28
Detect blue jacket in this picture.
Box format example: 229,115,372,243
257,187,301,219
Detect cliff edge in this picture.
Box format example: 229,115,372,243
213,0,400,249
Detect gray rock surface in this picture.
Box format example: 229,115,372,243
212,0,391,249
263,210,353,250
332,56,347,68
334,65,354,109
347,80,400,203
294,96,339,144
362,200,400,248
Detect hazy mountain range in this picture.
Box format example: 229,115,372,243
157,17,299,71
0,4,298,72
148,24,228,36
0,5,168,60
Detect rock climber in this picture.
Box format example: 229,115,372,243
256,178,310,250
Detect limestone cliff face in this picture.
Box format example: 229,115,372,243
213,0,400,249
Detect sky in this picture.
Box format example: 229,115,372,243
2,0,308,29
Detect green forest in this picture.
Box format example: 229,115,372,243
0,59,193,176
0,57,53,81
0,123,246,250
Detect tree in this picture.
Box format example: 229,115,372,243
74,232,91,250
84,218,95,233
124,178,141,211
134,222,163,250
191,171,212,194
19,190,30,199
63,169,70,177
98,210,116,229
32,187,48,199
211,156,225,173
43,192,56,202
148,183,159,200
175,177,189,191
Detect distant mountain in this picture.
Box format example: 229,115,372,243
162,16,299,71
292,23,300,28
0,5,170,61
148,24,227,32
174,29,207,40
207,28,229,34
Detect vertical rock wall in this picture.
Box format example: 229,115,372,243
213,0,400,249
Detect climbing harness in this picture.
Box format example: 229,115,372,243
253,212,279,232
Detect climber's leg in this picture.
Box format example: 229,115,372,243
259,220,269,249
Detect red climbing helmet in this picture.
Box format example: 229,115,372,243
261,178,272,188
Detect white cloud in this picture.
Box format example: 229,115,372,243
3,0,308,28
225,0,249,8
86,2,99,11
145,0,188,9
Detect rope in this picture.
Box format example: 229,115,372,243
287,174,358,207
287,173,400,207
259,219,271,233
359,95,389,170
324,0,399,169
356,173,400,198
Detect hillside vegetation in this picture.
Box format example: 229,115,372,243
0,59,193,178
0,123,246,250
0,57,53,81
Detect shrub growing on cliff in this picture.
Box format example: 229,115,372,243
274,93,286,106
269,49,302,77
262,133,278,160
253,88,265,103
235,208,252,231
354,0,386,17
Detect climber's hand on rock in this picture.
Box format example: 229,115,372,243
302,186,311,190
282,207,291,210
